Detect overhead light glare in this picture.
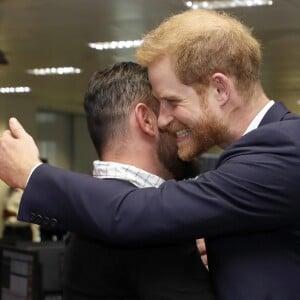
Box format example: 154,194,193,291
0,86,31,94
185,0,273,10
88,39,143,51
26,66,82,76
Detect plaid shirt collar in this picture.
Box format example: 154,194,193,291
93,160,164,188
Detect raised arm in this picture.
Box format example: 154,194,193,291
1,118,300,245
18,119,299,245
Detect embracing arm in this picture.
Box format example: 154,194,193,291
18,121,299,244
2,118,299,244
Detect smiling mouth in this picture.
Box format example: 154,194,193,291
176,129,190,139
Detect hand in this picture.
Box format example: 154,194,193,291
196,238,209,270
0,118,41,189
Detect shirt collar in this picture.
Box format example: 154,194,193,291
93,160,164,188
243,100,275,135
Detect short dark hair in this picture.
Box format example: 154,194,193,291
84,62,158,158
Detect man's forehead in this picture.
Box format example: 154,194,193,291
148,56,174,80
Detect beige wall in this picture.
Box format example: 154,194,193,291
72,115,97,174
0,95,37,137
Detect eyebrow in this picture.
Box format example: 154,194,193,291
153,90,182,101
161,95,181,101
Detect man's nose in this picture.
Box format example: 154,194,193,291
158,104,173,129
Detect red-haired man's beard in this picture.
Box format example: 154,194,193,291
166,108,227,161
157,130,201,180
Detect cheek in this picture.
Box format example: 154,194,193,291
177,108,201,127
186,99,202,119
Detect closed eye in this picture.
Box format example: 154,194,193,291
161,97,181,105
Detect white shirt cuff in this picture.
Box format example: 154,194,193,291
25,163,43,187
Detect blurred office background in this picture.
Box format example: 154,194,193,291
0,1,300,298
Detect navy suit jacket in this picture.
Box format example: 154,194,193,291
18,102,300,300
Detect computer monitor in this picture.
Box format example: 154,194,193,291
0,241,64,300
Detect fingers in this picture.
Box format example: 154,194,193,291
196,238,206,254
196,238,209,269
9,117,28,139
201,254,208,270
1,129,13,138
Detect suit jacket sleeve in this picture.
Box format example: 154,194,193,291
17,120,300,244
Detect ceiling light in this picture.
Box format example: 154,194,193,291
0,86,31,94
88,40,143,51
26,67,82,76
185,0,273,10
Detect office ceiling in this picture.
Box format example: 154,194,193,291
1,0,300,114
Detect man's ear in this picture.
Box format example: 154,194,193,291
211,73,230,106
135,103,157,137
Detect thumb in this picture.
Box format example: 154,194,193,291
9,117,28,139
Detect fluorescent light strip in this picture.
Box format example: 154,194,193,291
185,0,273,9
88,40,143,51
0,86,31,94
26,67,82,76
